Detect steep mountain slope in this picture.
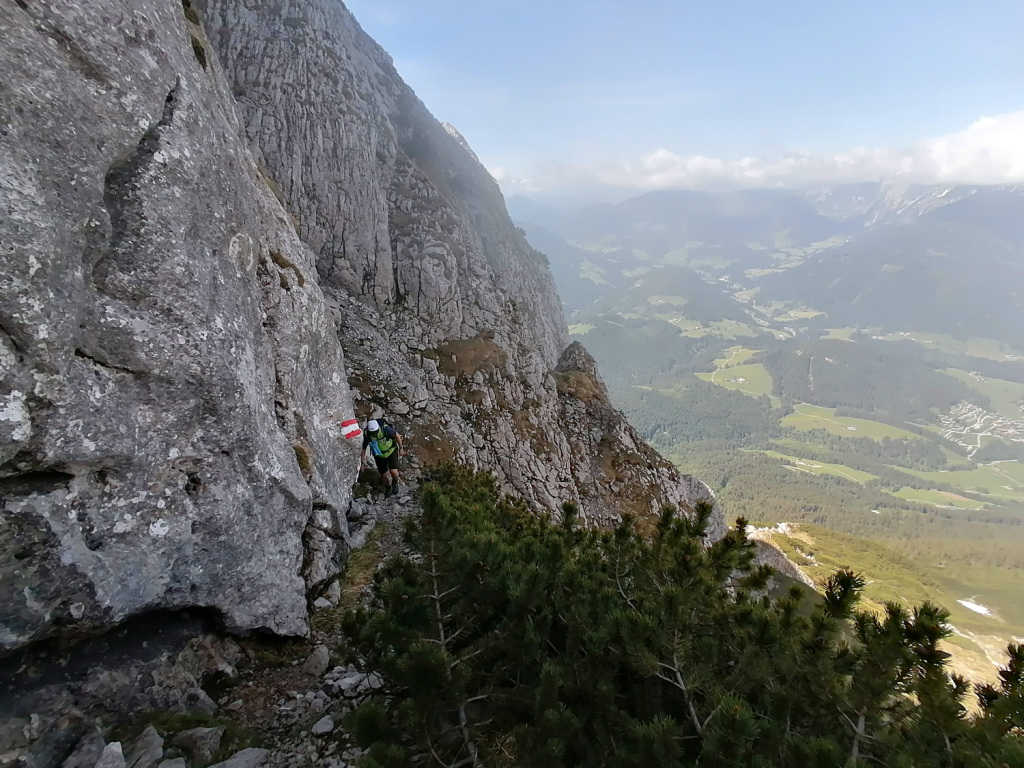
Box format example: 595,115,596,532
1,0,358,650
0,0,719,681
197,0,717,528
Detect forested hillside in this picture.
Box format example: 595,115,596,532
757,340,981,421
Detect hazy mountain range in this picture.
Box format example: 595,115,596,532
511,183,1024,345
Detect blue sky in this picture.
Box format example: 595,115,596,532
344,0,1024,193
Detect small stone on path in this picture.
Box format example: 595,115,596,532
94,743,127,768
311,715,335,736
302,645,331,677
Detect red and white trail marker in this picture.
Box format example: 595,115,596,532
340,418,362,440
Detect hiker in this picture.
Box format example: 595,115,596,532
361,419,405,496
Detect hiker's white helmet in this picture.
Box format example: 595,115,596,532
367,419,380,432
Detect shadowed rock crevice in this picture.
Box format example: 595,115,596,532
0,467,73,497
0,607,226,713
94,79,182,299
72,347,144,376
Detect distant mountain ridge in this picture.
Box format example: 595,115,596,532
512,183,1024,345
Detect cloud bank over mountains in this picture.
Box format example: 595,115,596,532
491,111,1024,194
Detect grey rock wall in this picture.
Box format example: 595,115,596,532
197,0,721,530
197,0,566,368
0,0,725,660
0,0,360,651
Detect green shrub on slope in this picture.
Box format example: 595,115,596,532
342,465,1023,767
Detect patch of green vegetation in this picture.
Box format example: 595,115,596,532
773,308,825,321
567,323,596,336
579,259,611,285
783,404,924,440
292,443,313,480
696,362,773,397
756,450,877,484
896,462,1024,503
646,294,688,307
243,635,309,669
891,487,986,510
711,346,759,368
944,368,1024,419
181,0,201,25
680,319,759,339
745,268,788,279
821,327,858,341
553,370,605,403
656,314,703,332
190,35,208,70
319,524,387,631
768,524,945,613
933,564,1024,635
878,332,1024,362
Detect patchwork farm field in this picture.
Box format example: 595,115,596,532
696,362,773,397
757,450,877,484
897,462,1024,504
783,404,924,440
891,487,985,510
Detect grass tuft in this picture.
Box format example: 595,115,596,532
191,36,208,70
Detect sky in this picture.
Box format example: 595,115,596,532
344,0,1024,197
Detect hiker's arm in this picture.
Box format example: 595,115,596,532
397,432,405,455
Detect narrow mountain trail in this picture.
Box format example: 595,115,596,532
227,486,419,767
47,474,425,768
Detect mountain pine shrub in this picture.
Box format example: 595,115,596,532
342,464,1024,767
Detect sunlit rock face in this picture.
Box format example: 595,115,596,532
199,0,720,529
0,0,359,650
0,0,722,655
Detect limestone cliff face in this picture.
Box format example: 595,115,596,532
0,0,360,650
196,0,718,524
197,0,566,369
0,0,721,655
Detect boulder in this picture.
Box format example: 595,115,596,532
170,726,224,766
302,645,331,678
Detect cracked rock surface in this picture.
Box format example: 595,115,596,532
0,0,360,650
0,3,724,748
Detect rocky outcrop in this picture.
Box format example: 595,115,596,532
0,0,361,651
0,0,722,671
0,5,734,763
553,343,724,536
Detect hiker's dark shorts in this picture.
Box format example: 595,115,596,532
374,453,399,474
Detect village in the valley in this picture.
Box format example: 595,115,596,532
939,399,1024,457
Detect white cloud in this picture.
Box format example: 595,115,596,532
505,111,1024,193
